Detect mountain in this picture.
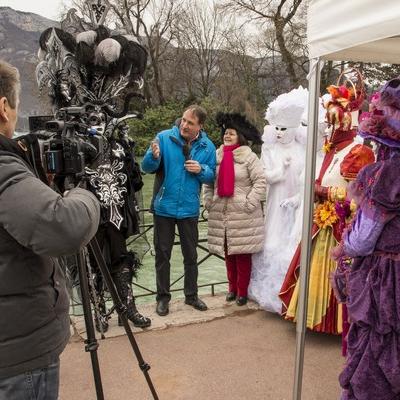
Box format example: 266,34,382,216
0,7,59,130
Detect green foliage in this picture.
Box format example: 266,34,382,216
128,101,185,156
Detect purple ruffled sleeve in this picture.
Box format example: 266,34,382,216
343,210,388,257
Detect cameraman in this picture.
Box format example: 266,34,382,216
0,60,100,399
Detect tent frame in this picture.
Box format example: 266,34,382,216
292,1,400,399
292,58,322,400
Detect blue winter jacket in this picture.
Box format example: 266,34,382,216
141,125,216,218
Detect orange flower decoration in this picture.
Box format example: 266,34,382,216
314,200,338,229
327,84,355,105
322,141,332,153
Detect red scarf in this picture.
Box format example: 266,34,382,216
217,144,240,197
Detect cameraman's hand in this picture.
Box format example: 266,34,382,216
185,160,201,174
151,140,160,159
47,173,55,186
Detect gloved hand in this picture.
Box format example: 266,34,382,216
283,156,291,168
315,183,329,200
280,194,300,209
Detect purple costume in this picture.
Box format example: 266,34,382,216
339,156,400,400
337,78,400,400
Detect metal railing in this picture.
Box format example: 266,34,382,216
127,206,227,299
68,206,228,315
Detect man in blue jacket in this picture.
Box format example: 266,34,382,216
142,105,216,316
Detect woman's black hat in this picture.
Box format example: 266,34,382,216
215,112,262,144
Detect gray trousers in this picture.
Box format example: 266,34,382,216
153,215,199,301
0,360,59,400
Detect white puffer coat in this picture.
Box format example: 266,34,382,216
203,145,266,256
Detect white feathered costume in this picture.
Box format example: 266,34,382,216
248,87,308,313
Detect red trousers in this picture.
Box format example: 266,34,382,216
225,253,252,297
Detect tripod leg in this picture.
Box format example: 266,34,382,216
89,238,159,400
76,250,105,400
87,254,109,336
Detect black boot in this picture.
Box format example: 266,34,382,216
236,296,248,306
113,268,151,329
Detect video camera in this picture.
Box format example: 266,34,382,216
29,104,106,179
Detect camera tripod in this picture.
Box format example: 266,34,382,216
75,236,159,400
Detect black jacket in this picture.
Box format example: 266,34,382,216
0,136,100,378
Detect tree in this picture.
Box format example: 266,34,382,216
350,62,400,92
214,29,269,116
174,0,234,99
319,61,400,96
109,0,183,105
218,0,306,87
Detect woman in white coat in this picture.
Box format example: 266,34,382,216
203,113,266,306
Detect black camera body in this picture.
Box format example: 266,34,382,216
30,105,105,178
45,136,85,175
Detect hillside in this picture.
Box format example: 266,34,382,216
0,6,58,129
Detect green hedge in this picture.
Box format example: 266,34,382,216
129,98,226,155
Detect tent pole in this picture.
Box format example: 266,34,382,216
292,58,322,400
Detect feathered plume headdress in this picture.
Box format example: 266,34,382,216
323,69,365,131
265,86,307,128
35,0,147,118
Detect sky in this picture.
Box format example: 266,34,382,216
1,0,219,21
1,0,72,20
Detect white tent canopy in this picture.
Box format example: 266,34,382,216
308,0,400,64
293,1,400,399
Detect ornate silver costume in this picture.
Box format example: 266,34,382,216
86,157,127,229
35,0,147,228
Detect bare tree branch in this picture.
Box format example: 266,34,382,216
218,0,306,86
174,0,233,98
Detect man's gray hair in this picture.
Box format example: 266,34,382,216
0,60,20,109
185,104,207,125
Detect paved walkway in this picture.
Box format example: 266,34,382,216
62,294,343,400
